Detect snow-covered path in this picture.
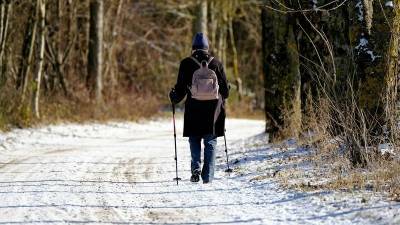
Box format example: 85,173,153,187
0,118,399,225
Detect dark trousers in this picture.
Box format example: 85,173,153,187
188,134,217,182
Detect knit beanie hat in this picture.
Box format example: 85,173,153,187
192,33,209,50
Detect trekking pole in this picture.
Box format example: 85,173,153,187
172,103,181,185
224,129,233,173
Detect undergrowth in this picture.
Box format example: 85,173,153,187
0,86,265,131
225,89,265,119
265,97,400,201
0,88,160,131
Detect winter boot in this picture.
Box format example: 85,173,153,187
190,172,200,183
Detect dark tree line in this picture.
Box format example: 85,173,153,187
262,0,400,165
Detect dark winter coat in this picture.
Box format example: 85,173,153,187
172,50,229,137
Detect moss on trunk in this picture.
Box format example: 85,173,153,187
262,1,301,139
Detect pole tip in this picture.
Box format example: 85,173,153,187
225,168,233,173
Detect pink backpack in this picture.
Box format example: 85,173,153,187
189,56,219,100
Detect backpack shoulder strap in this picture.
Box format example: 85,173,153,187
190,56,201,67
190,56,214,65
207,57,214,65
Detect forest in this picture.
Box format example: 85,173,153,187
0,0,399,223
0,0,264,127
0,0,399,192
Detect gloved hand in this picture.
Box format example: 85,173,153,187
169,88,179,104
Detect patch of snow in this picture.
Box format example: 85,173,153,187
386,1,394,8
302,130,315,139
355,1,364,21
312,0,318,10
366,50,381,62
355,36,381,62
285,138,297,146
378,143,395,156
355,37,368,50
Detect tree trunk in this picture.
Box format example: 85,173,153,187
350,0,395,132
0,1,11,84
17,2,38,102
87,0,103,104
32,0,46,119
216,1,228,69
104,0,123,97
55,0,65,95
195,0,207,35
262,1,301,139
228,10,243,100
209,0,217,50
384,1,400,141
219,27,227,69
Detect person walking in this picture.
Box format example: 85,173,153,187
169,33,229,184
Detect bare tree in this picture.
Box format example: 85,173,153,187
32,0,46,118
104,0,123,97
45,0,74,97
227,0,242,99
17,2,38,102
0,0,11,82
195,0,207,34
87,0,103,104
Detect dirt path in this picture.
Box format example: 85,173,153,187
0,119,264,224
0,119,398,224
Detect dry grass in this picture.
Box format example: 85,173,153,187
274,136,400,200
326,160,400,196
265,103,400,199
0,87,32,130
225,91,265,120
299,96,400,197
0,88,161,130
42,92,160,123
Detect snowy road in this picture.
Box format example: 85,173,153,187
0,118,399,224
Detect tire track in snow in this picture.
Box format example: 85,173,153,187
0,149,79,222
120,157,137,183
0,119,271,224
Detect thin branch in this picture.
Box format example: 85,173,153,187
263,0,349,14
